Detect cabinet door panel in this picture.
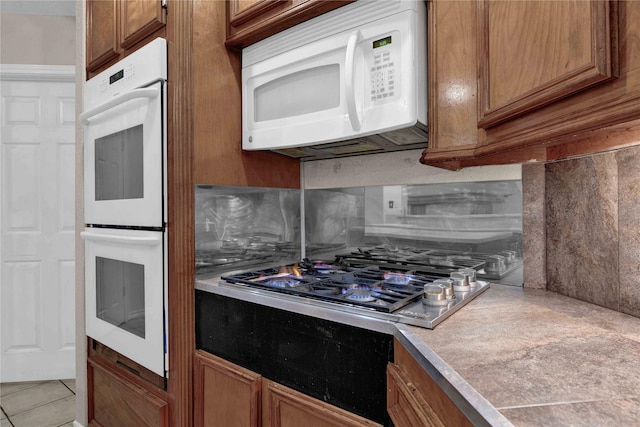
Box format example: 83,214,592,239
262,379,381,427
478,0,617,128
194,350,261,427
387,363,445,427
120,0,166,50
229,0,285,27
88,356,168,427
225,0,353,49
427,0,480,153
86,0,119,73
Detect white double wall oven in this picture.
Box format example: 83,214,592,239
80,38,168,377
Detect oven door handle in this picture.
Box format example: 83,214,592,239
81,230,162,246
79,87,159,125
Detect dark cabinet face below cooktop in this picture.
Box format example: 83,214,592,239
195,290,394,426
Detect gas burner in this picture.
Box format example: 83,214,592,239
345,289,377,302
383,271,415,285
313,262,336,271
262,277,301,288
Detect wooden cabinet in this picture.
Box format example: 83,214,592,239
193,0,301,187
86,0,166,76
87,355,169,427
263,379,381,427
477,0,617,129
194,350,381,427
225,0,354,49
422,0,640,170
388,339,473,427
194,350,262,427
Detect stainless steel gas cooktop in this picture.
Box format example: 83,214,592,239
218,246,516,328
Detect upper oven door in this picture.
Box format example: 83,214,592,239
82,80,165,228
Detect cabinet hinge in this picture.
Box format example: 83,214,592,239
161,0,167,9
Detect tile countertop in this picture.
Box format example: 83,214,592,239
401,283,640,426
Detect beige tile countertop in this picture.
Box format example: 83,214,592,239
402,283,640,426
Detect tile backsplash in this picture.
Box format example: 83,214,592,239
524,144,640,318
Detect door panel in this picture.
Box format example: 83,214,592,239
1,74,75,382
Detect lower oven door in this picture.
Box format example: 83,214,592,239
82,228,165,376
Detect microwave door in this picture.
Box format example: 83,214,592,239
81,81,165,228
243,32,364,151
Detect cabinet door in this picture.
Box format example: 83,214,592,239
390,339,474,427
194,350,262,427
88,356,169,427
426,0,480,162
262,379,381,427
478,0,617,128
225,0,353,49
229,0,284,27
86,0,119,72
387,363,444,427
120,0,166,50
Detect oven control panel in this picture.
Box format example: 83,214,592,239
84,37,168,109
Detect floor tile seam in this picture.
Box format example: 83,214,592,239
0,383,46,399
5,394,75,418
59,380,76,396
1,406,11,423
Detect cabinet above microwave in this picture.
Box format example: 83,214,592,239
241,0,427,160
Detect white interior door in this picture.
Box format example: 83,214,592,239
1,66,76,382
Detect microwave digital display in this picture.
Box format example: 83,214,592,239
373,36,392,49
109,69,125,85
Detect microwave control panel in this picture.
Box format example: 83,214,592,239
367,33,399,104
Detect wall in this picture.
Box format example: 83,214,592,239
0,14,75,65
302,149,522,188
523,145,640,318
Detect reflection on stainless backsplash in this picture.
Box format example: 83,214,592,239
195,180,523,285
195,185,301,276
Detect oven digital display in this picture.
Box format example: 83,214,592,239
373,36,392,49
109,69,125,84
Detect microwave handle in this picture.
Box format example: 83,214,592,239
81,230,162,246
79,87,159,125
345,30,362,132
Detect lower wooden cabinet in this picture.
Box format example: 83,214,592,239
194,350,262,427
87,355,168,427
388,339,473,427
262,379,381,427
387,363,444,427
194,350,381,427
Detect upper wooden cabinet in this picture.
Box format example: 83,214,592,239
86,0,166,76
422,0,640,169
225,0,354,49
477,0,618,129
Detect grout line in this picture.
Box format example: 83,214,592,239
2,381,76,420
60,380,76,396
1,406,15,426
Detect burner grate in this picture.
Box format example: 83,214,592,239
221,263,427,313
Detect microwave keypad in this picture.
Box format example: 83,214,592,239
370,51,395,102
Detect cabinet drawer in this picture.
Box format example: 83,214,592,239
88,356,168,427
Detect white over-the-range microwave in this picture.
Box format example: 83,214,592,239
242,0,427,160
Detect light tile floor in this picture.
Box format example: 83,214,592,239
0,380,75,427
